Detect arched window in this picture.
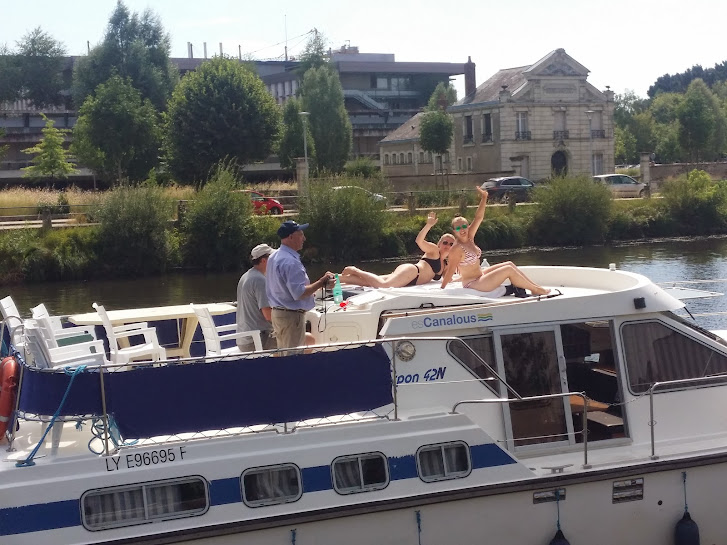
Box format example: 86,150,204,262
384,154,390,165
407,152,413,164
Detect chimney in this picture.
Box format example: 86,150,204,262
220,43,223,57
499,85,511,102
464,56,476,97
238,45,242,60
188,42,193,58
203,42,208,59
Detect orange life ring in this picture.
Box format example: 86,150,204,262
0,356,19,436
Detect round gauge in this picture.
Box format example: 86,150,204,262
395,340,416,362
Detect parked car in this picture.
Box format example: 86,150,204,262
593,174,647,198
480,176,535,203
331,186,387,205
243,190,284,215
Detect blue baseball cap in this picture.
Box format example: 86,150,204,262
277,220,309,238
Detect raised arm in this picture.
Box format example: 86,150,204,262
467,187,489,241
415,212,439,254
440,245,463,289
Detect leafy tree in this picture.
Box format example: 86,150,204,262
15,27,66,108
72,75,161,183
297,30,328,74
630,111,656,158
426,81,457,111
21,114,77,186
278,97,316,171
72,1,178,110
653,121,683,163
614,126,637,164
678,79,721,161
649,93,682,124
0,45,21,103
164,57,281,184
301,66,352,173
613,90,649,128
419,110,454,158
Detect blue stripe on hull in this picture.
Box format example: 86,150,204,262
0,442,514,537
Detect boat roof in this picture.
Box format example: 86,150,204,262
316,266,686,337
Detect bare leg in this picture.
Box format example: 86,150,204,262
469,264,550,295
484,261,540,287
340,264,418,288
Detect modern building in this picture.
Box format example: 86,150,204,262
380,49,615,183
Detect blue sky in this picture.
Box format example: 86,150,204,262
2,0,725,99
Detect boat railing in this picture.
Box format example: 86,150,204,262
647,373,727,460
451,392,592,468
7,335,524,458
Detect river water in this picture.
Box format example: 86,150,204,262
5,236,727,330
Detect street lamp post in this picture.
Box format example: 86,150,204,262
585,110,594,176
299,111,310,180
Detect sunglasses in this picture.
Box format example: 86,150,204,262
454,223,469,232
441,240,454,246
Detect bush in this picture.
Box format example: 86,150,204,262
529,175,612,245
95,183,175,276
344,157,380,178
299,176,388,261
659,169,727,234
182,164,254,270
475,215,528,249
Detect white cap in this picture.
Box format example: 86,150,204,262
251,244,275,259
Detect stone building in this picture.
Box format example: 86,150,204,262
381,49,615,183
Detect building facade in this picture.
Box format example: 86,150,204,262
381,49,615,182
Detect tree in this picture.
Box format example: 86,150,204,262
301,66,352,173
613,90,649,128
16,27,66,108
72,1,178,110
0,45,21,103
21,114,77,185
164,57,281,184
419,110,454,158
297,30,328,74
678,79,721,161
614,126,637,165
0,128,9,164
426,82,457,111
278,98,316,171
72,75,161,183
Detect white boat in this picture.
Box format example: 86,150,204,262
1,265,724,544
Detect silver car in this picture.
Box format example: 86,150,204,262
593,174,647,198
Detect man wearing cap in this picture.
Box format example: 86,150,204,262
266,220,334,350
237,243,277,352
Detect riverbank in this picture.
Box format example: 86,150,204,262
0,170,725,285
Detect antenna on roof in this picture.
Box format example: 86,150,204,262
284,15,288,62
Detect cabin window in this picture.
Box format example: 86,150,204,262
332,452,389,494
82,477,208,531
417,442,471,482
447,335,498,392
622,320,727,394
242,464,301,507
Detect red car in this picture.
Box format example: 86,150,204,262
244,190,284,215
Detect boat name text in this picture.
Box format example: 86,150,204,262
105,446,186,472
397,366,446,384
410,313,492,330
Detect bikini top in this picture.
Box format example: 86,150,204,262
420,256,442,275
460,244,482,266
432,258,448,281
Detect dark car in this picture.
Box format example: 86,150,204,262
243,190,284,215
480,176,535,203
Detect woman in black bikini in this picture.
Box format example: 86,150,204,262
340,212,454,288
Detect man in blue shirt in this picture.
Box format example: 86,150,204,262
266,220,334,350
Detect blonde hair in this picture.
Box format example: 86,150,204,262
451,216,467,228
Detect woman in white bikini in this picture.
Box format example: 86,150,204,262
440,187,550,296
340,212,455,288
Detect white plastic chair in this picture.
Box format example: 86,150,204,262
92,303,167,365
190,303,262,357
31,303,97,348
1,295,26,353
24,322,108,369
